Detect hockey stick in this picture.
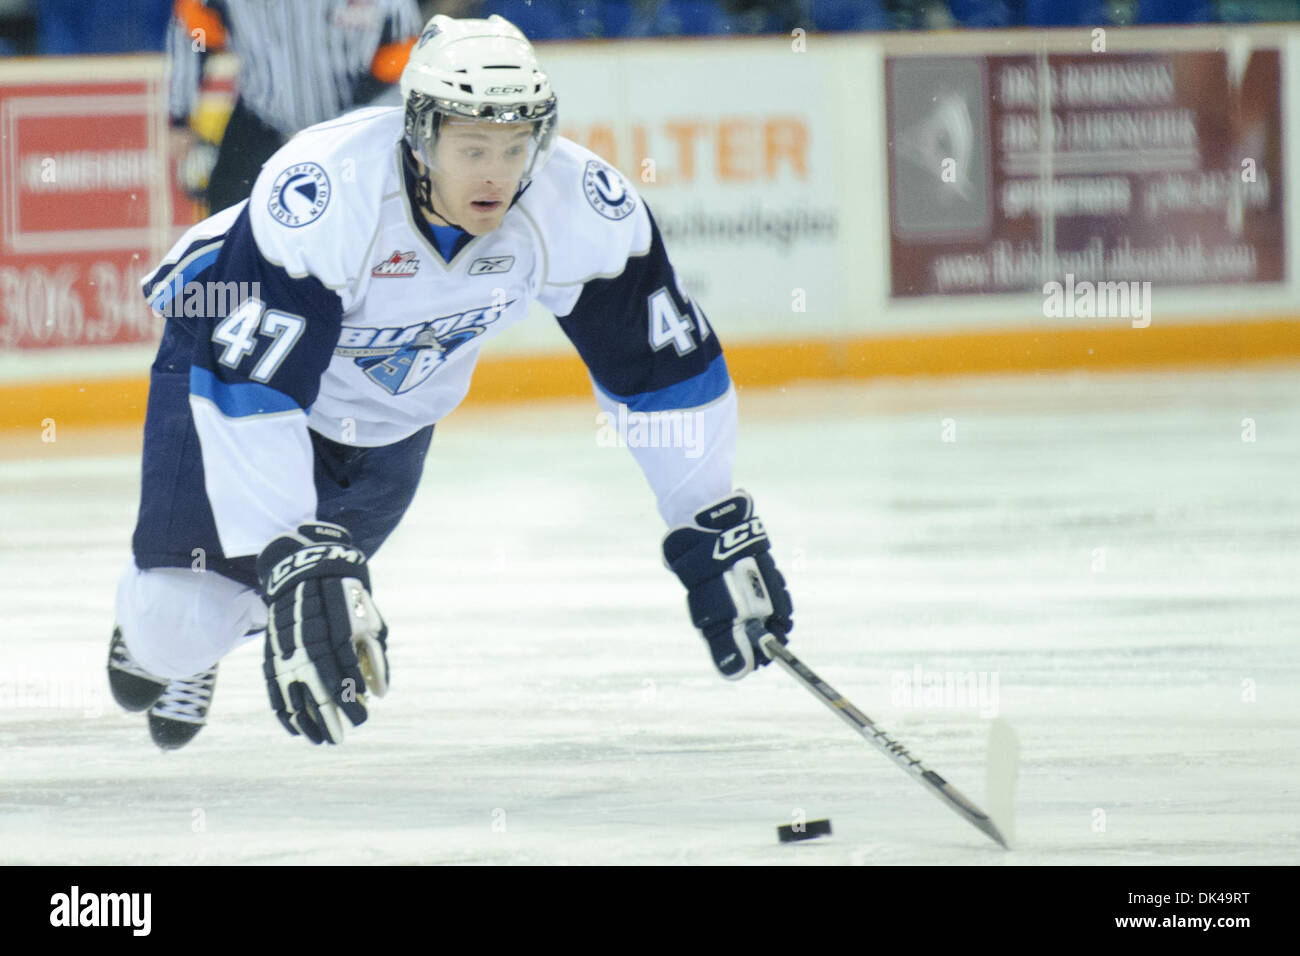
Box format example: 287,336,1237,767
753,627,1009,849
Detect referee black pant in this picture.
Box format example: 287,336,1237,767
206,98,287,214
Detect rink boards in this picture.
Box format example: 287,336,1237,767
1,25,1299,427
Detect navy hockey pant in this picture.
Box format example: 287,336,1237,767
130,319,434,590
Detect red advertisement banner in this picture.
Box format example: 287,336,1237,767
887,47,1285,297
0,73,196,350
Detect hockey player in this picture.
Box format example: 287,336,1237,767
108,14,793,749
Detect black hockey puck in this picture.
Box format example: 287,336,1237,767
777,819,832,843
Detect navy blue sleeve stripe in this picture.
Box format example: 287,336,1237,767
556,205,724,402
190,365,301,417
142,236,226,303
185,204,342,411
595,353,731,412
148,243,225,311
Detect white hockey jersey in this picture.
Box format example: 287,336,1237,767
142,107,736,558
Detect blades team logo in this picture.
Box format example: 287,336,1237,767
336,298,517,395
583,160,636,220
267,163,331,227
372,251,420,277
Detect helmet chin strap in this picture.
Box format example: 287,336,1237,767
401,143,473,233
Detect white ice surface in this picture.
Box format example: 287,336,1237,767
1,367,1298,864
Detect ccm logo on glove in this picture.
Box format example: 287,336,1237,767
713,519,767,561
265,543,366,596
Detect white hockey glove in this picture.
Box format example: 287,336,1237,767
256,522,389,745
663,490,794,680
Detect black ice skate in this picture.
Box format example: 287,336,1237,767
148,666,218,750
107,625,168,712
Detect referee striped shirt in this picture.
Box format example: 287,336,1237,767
168,0,424,138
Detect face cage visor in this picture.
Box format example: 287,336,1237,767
405,93,558,190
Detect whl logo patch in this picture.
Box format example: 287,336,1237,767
373,251,420,277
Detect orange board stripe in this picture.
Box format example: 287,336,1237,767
2,319,1298,431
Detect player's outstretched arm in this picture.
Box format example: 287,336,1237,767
255,522,390,744
530,148,794,676
662,490,793,680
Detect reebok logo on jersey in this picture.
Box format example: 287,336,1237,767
712,519,767,562
372,251,420,277
583,160,637,221
469,255,515,275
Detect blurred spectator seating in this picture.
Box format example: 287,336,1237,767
12,0,1286,55
810,0,891,30
36,0,172,53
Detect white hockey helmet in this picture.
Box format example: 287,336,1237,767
400,14,558,188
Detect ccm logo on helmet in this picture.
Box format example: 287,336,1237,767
485,85,527,95
712,519,767,561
